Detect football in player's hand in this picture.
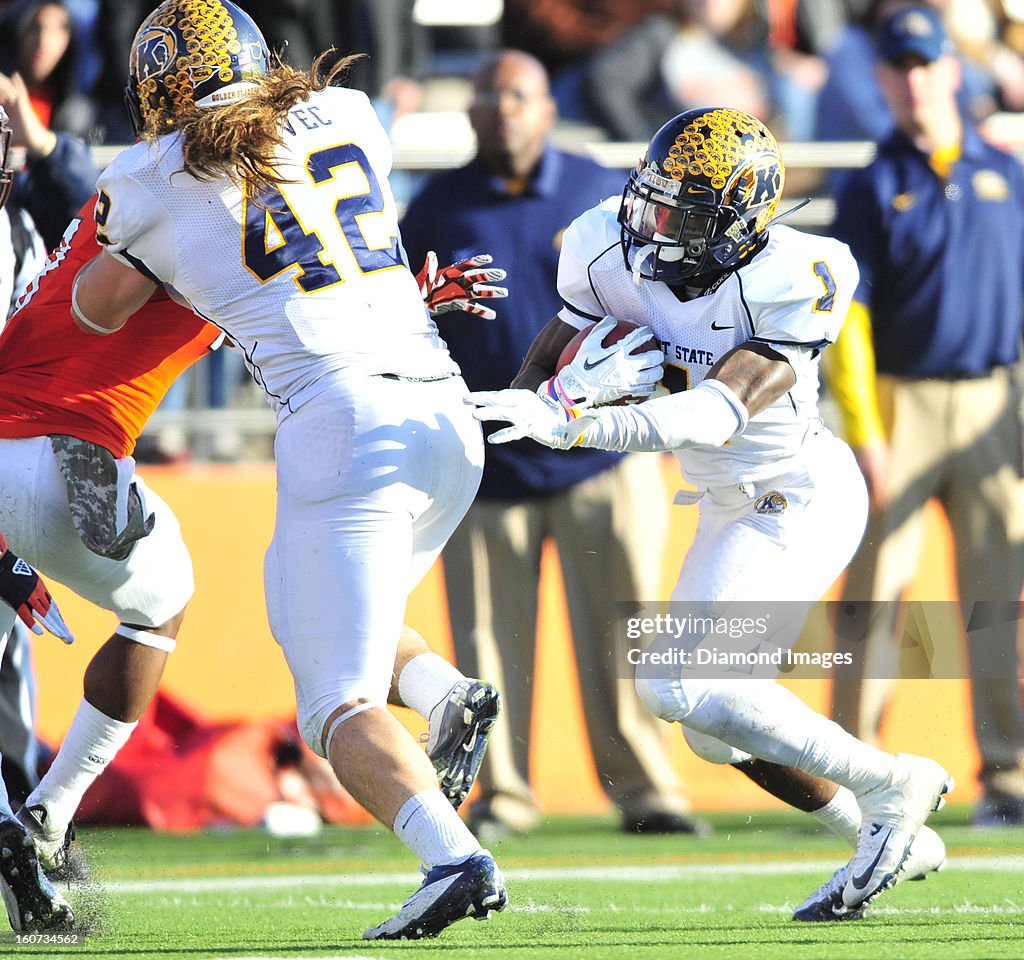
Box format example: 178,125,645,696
556,319,662,405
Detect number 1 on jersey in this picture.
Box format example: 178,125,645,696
812,261,836,313
242,143,401,293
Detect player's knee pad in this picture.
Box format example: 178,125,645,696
114,624,176,653
321,701,378,758
297,692,385,759
681,726,751,765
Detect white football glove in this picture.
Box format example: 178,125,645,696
415,251,508,320
542,315,664,410
468,389,596,450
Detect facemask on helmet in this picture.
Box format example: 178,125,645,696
619,107,785,285
124,0,271,138
0,107,12,211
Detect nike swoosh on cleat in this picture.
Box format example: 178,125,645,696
851,827,892,890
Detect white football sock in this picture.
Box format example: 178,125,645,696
680,680,895,797
393,790,481,868
26,698,137,828
809,785,861,846
398,652,465,720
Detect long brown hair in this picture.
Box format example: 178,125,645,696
149,50,363,197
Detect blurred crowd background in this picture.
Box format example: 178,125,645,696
5,0,1024,149
5,0,1023,834
2,0,1024,461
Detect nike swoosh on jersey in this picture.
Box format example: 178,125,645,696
850,826,893,890
710,321,734,330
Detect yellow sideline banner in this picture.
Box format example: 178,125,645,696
33,457,979,813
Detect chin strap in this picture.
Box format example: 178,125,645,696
630,242,660,285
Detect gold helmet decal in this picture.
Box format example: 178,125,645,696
619,107,786,284
658,108,784,233
131,25,178,84
127,0,269,134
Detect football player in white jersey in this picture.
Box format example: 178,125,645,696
69,0,506,941
472,108,952,920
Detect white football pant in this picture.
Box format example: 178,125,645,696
0,435,194,636
264,372,483,756
636,430,869,765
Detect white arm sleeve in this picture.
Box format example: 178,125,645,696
575,379,749,453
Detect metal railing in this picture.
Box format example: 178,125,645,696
85,138,878,172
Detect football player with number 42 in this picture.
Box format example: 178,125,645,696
70,0,508,942
472,107,952,921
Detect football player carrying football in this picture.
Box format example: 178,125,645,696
472,107,951,920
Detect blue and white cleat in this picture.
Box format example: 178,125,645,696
792,863,862,922
842,754,953,912
0,817,74,932
427,680,500,810
792,824,946,921
363,849,507,940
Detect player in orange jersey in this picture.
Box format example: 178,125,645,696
0,201,214,935
0,195,506,933
0,102,80,934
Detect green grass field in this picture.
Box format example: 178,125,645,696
6,806,1023,960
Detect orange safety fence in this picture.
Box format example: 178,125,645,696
34,455,981,817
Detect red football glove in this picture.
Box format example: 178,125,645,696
0,531,74,643
415,251,508,320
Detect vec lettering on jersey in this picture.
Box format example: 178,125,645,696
282,106,333,136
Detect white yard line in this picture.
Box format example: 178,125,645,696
94,854,1024,895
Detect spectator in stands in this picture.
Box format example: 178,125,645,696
0,0,96,248
945,0,1024,111
825,4,1024,826
587,0,773,142
761,0,850,139
335,0,430,205
587,0,845,142
61,0,100,94
764,0,852,58
337,0,430,121
0,1,97,140
814,0,1003,146
995,0,1024,57
401,49,704,838
501,0,672,125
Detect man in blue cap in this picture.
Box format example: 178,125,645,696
826,3,1024,828
876,3,954,63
